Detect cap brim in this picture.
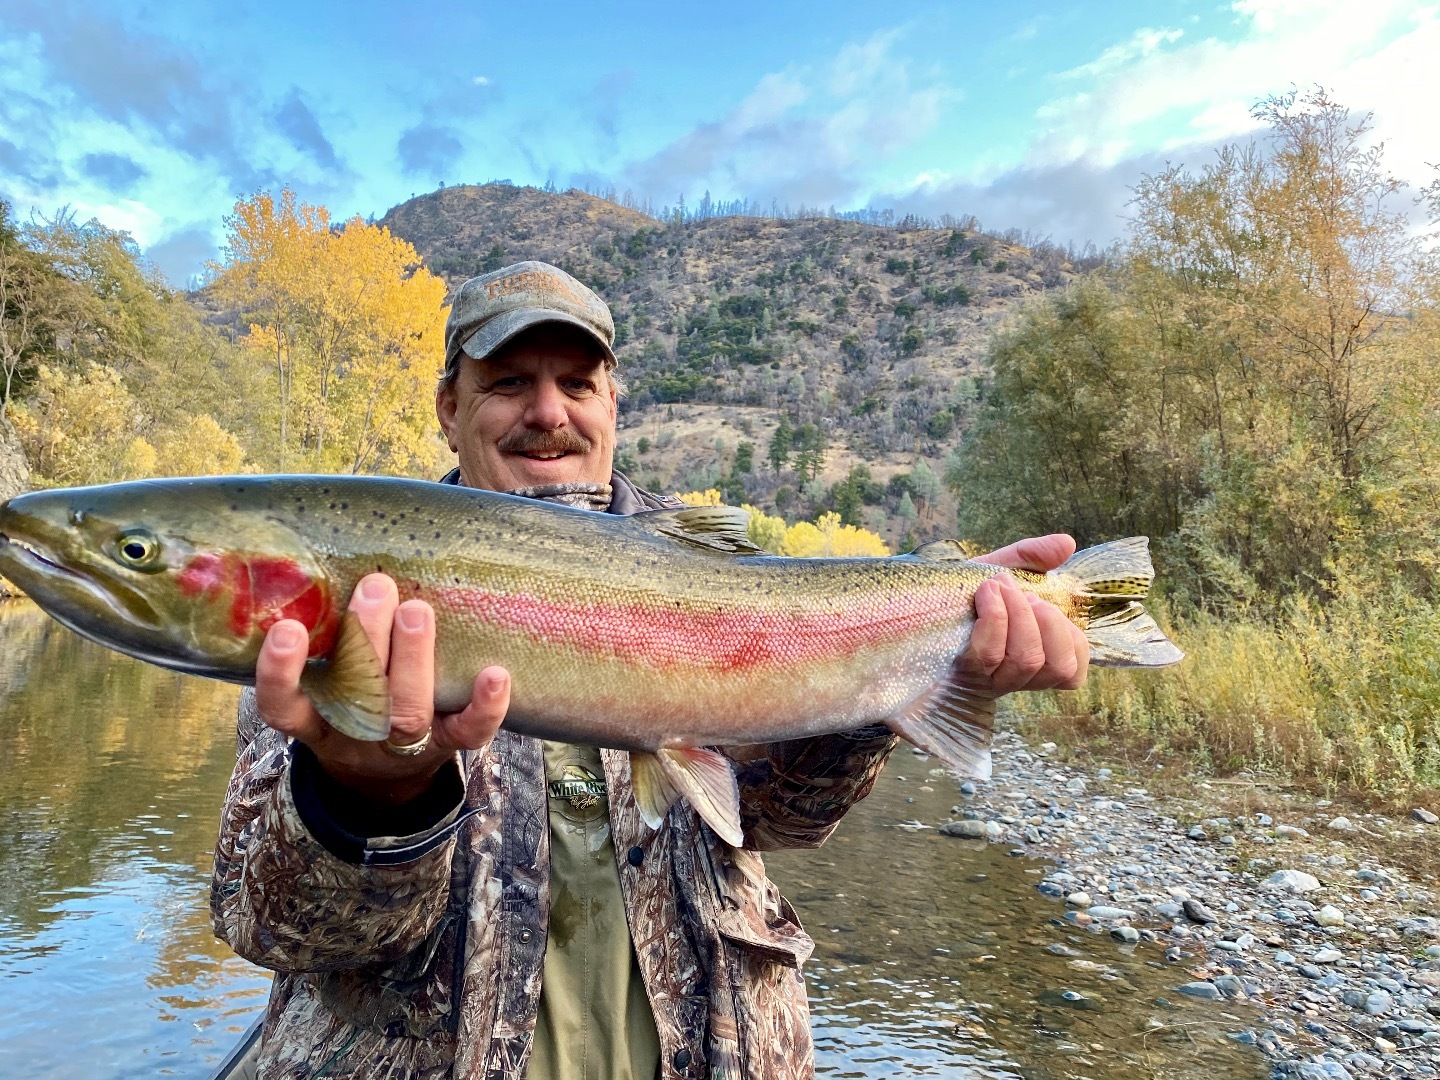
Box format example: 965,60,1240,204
458,309,617,368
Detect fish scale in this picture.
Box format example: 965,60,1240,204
0,475,1182,847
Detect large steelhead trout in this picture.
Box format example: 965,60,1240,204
0,476,1181,845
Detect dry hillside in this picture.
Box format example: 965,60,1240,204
381,183,1084,546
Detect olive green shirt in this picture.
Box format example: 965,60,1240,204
527,743,661,1080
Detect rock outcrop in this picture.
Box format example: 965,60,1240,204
0,416,29,596
0,415,28,503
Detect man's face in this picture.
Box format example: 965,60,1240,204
435,326,618,492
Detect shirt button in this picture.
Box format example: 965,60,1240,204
673,1047,692,1069
517,927,533,943
627,845,645,867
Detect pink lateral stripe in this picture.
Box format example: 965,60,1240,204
430,583,963,670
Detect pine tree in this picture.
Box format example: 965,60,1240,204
767,414,792,473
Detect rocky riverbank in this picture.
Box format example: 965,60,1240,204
940,727,1440,1079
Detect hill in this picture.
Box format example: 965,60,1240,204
380,183,1084,546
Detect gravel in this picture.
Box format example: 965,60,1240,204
931,728,1440,1077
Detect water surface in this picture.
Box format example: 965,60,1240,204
0,601,1265,1078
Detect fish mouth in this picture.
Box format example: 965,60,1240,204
2,531,85,581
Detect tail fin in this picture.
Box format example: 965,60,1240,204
1057,537,1184,668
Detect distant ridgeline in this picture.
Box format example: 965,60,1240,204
379,181,1091,534
381,181,1090,419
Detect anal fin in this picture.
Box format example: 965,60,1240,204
299,609,391,741
888,676,996,780
630,747,744,847
1085,601,1185,667
630,751,683,831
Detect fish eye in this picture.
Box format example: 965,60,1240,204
114,529,162,570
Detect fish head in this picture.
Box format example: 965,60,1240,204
0,480,339,680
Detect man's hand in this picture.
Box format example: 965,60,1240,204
953,533,1089,697
254,573,511,805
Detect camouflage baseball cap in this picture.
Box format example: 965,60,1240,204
443,261,616,380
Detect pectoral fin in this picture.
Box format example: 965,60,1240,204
630,747,744,847
299,609,391,741
887,674,996,779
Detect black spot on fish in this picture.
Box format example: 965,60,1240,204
408,533,416,541
230,504,238,512
433,531,441,539
321,487,330,495
340,502,348,510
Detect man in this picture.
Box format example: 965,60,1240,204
211,261,1089,1079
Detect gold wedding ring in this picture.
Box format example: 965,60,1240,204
382,729,432,756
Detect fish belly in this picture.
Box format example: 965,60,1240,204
428,577,975,751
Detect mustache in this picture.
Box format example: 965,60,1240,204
498,428,593,456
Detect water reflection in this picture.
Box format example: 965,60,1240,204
0,600,1266,1079
0,601,270,1079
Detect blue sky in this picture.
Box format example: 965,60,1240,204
2,0,1436,285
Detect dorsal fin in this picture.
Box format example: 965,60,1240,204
910,539,972,561
632,505,766,556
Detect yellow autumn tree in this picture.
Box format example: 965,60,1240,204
780,512,890,557
677,489,724,506
10,364,147,486
152,414,247,477
740,504,789,554
213,189,448,476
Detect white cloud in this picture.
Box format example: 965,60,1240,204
622,29,954,208
1027,0,1440,176
1057,27,1185,82
472,75,490,87
884,0,1440,248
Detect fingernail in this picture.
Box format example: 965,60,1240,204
484,672,505,696
359,576,388,601
271,623,303,650
396,604,428,631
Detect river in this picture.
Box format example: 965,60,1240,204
0,600,1266,1078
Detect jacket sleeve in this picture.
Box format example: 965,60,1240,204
210,689,465,974
730,724,898,851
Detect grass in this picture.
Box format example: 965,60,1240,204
1011,588,1440,801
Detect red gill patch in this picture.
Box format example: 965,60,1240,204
177,551,337,657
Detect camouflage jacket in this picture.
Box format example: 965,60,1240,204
210,472,899,1079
